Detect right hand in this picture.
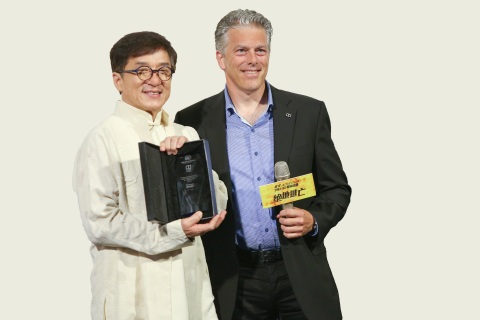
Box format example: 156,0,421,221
159,135,188,155
181,210,227,238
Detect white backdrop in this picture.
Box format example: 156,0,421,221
1,1,479,319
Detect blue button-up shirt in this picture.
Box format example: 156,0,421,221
225,82,280,251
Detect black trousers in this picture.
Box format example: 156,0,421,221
233,260,308,320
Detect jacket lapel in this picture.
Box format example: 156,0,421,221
199,92,233,191
271,86,296,163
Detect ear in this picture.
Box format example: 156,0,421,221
112,72,123,94
216,51,226,70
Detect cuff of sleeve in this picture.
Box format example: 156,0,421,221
165,219,194,244
309,219,319,237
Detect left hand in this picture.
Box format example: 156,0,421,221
159,136,188,155
276,207,315,239
181,210,227,238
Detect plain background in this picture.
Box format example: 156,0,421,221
1,0,478,319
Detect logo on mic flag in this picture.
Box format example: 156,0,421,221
259,173,316,208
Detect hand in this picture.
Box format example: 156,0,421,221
159,136,188,155
276,207,315,239
181,210,227,238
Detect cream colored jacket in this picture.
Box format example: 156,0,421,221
73,101,227,320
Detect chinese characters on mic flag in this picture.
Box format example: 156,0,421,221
259,173,316,209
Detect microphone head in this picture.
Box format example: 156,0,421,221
274,161,290,181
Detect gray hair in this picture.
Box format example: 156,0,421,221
215,9,273,54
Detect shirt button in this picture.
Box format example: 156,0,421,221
265,228,269,232
254,152,258,156
257,177,261,181
251,128,255,133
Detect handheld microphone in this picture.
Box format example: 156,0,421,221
274,161,293,209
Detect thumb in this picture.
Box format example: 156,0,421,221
186,211,202,224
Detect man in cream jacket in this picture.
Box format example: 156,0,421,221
73,31,227,320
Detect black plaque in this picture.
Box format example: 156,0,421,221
138,140,218,224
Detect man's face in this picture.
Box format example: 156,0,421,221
216,26,270,95
113,49,172,118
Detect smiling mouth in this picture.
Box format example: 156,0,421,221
144,91,162,96
242,70,261,77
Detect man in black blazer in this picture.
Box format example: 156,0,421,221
174,9,351,320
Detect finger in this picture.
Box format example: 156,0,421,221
281,224,303,235
279,216,302,227
276,209,288,219
159,141,166,152
160,138,176,153
216,210,227,221
186,211,203,226
206,214,222,230
166,137,179,154
181,212,202,236
195,219,218,235
276,208,298,219
283,231,302,239
176,136,188,148
281,224,302,232
200,210,226,232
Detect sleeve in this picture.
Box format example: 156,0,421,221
308,102,352,241
73,129,192,255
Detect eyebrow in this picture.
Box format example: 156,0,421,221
234,44,267,50
133,61,171,68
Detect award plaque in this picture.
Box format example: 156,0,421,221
138,140,218,224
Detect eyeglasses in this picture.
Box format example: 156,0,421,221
121,66,174,81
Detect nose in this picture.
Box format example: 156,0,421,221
146,72,163,85
245,50,258,64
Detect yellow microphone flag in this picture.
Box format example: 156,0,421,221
259,173,316,209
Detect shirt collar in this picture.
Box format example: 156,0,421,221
224,81,274,117
113,100,170,127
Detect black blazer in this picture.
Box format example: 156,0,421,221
175,85,352,320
